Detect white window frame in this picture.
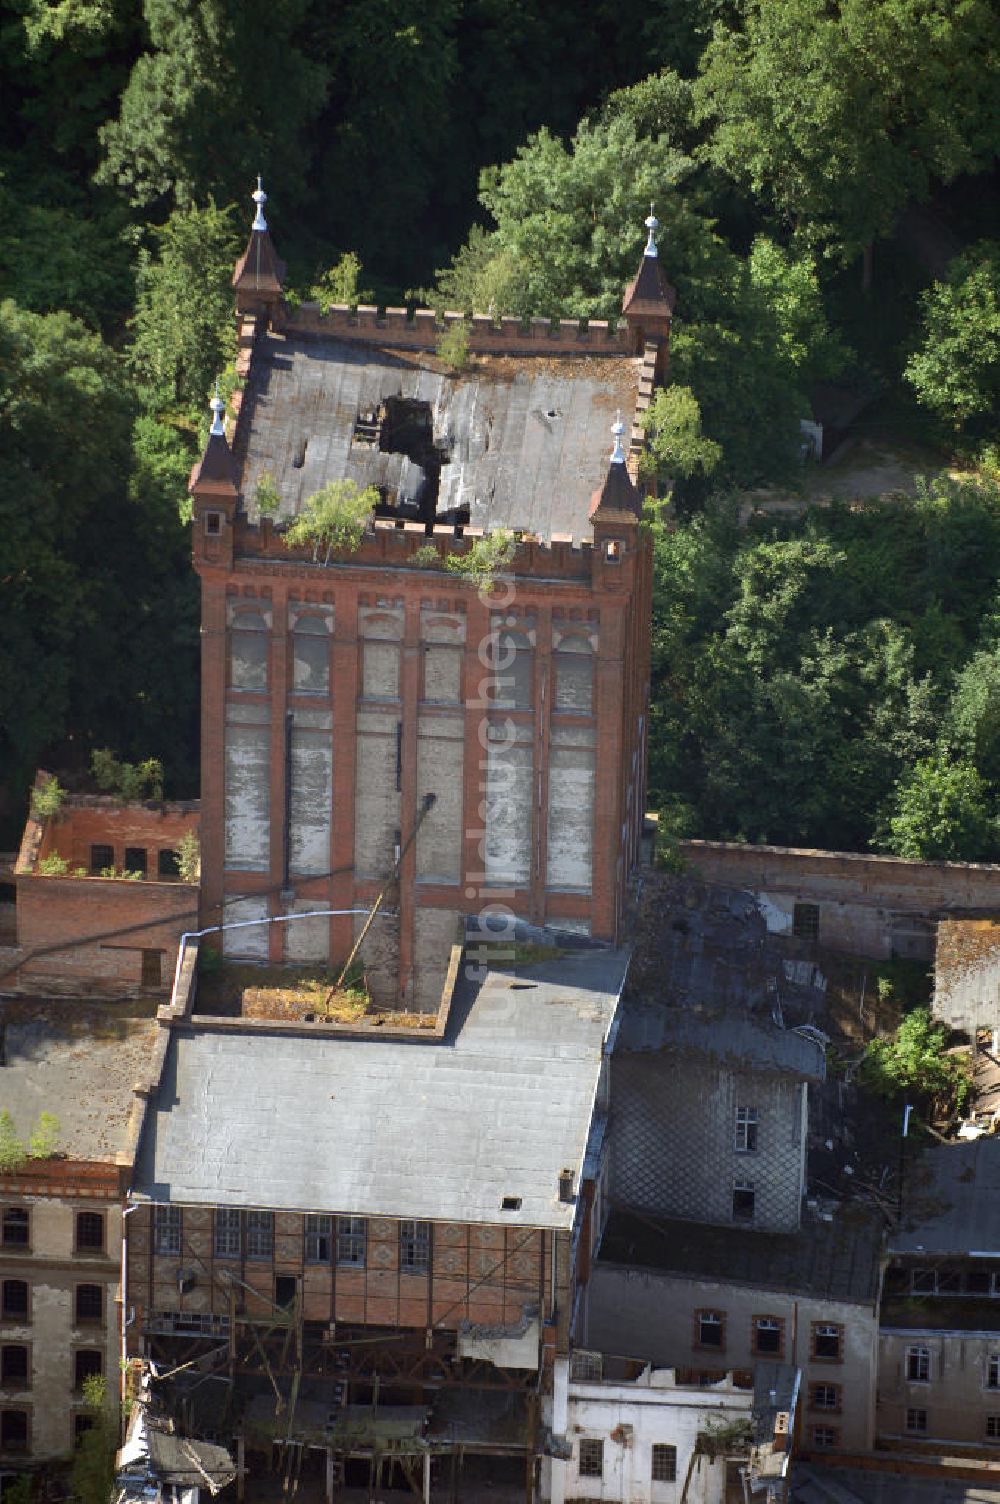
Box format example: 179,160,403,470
735,1106,758,1153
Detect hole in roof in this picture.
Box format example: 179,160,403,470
501,1196,522,1212
508,981,536,990
546,409,559,419
292,438,307,469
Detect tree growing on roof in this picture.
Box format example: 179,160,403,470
861,1007,972,1121
283,479,379,563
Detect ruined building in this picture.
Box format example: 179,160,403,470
189,184,662,1005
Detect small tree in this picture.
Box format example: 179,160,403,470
90,749,164,802
879,752,999,862
27,1112,59,1159
641,386,722,485
309,252,372,311
254,471,281,517
284,480,378,563
30,774,65,819
437,319,470,372
861,1007,972,1119
37,852,69,875
71,1374,118,1504
0,1112,26,1173
177,829,200,884
445,530,516,590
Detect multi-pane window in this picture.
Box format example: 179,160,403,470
0,1346,28,1388
906,1345,930,1383
246,1211,274,1260
75,1213,104,1253
399,1220,430,1274
988,1354,1000,1389
906,1408,928,1434
578,1439,603,1478
810,1384,841,1412
292,615,331,695
337,1216,367,1268
987,1416,1000,1440
154,1205,181,1256
304,1215,332,1263
214,1209,241,1259
230,609,269,690
0,1410,28,1452
812,1323,843,1361
1,1209,28,1248
696,1311,724,1349
732,1181,756,1222
1,1282,28,1321
553,637,594,714
491,630,532,710
74,1285,103,1325
74,1350,102,1389
735,1107,758,1153
812,1426,838,1448
793,902,820,940
650,1444,677,1482
752,1317,784,1357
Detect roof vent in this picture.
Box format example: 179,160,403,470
501,1196,522,1212
558,1168,574,1204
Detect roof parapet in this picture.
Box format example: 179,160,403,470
275,301,630,356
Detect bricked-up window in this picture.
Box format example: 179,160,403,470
0,1409,28,1452
362,640,400,700
695,1310,724,1349
1,1209,28,1248
154,1205,181,1255
423,644,463,704
336,1216,366,1267
0,1346,28,1387
246,1211,274,1260
732,1181,756,1222
1,1282,28,1320
752,1316,784,1357
304,1215,332,1263
812,1426,838,1448
793,902,820,941
124,846,147,875
491,630,533,710
399,1220,430,1273
74,1350,102,1389
812,1323,843,1362
906,1408,928,1434
90,844,114,874
987,1416,1000,1440
75,1213,104,1253
141,950,162,988
553,636,594,714
578,1439,603,1478
735,1106,759,1153
907,1345,930,1382
292,615,330,695
989,1354,1000,1388
651,1444,677,1482
214,1209,241,1259
75,1285,103,1325
230,608,269,691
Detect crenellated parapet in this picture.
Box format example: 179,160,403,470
274,301,631,355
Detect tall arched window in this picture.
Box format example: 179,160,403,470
229,608,269,690
491,630,533,710
553,633,594,714
292,613,330,694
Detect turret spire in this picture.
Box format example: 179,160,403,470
209,383,226,437
611,411,626,464
252,175,268,233
644,203,659,259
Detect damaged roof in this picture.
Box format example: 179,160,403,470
616,1002,826,1080
0,999,156,1162
134,948,628,1228
891,1138,1000,1257
234,333,638,542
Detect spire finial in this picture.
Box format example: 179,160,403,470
210,382,226,438
644,202,659,259
611,410,626,464
252,175,268,233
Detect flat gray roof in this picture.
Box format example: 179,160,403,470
616,1001,825,1079
134,948,628,1228
0,998,156,1162
235,334,637,542
892,1139,1000,1257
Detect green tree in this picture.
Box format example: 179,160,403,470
946,648,1000,790
128,200,240,414
284,480,378,562
642,385,722,484
880,752,998,862
70,1374,118,1504
861,1007,971,1118
905,243,1000,433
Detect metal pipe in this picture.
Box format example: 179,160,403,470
120,1201,140,1433
282,711,294,891
169,909,373,1010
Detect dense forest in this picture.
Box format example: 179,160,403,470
2,0,1000,860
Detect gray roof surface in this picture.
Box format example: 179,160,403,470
235,334,637,541
791,1465,1000,1503
616,1000,825,1080
891,1138,1000,1257
0,998,155,1162
134,948,629,1228
598,1204,883,1304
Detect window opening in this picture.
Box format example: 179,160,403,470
578,1439,603,1478
988,1416,1000,1439
337,1216,367,1267
305,1215,332,1263
76,1213,104,1253
74,1349,102,1388
810,1384,840,1411
292,615,330,694
274,1275,297,1308
214,1209,241,1259
141,950,162,988
989,1354,1000,1389
230,609,269,691
906,1408,928,1433
793,902,820,940
154,1205,181,1256
2,1209,28,1248
158,849,181,878
124,847,147,876
651,1445,677,1482
399,1220,430,1273
75,1284,103,1325
246,1211,274,1260
0,1410,28,1451
735,1106,758,1153
906,1345,930,1382
812,1426,837,1447
205,512,222,536
2,1282,28,1320
753,1316,783,1356
0,1346,28,1387
732,1181,756,1222
697,1311,723,1348
90,844,114,874
813,1323,843,1361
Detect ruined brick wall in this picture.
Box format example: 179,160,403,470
934,918,1000,1037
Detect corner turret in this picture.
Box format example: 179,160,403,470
232,177,286,321
621,206,676,374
